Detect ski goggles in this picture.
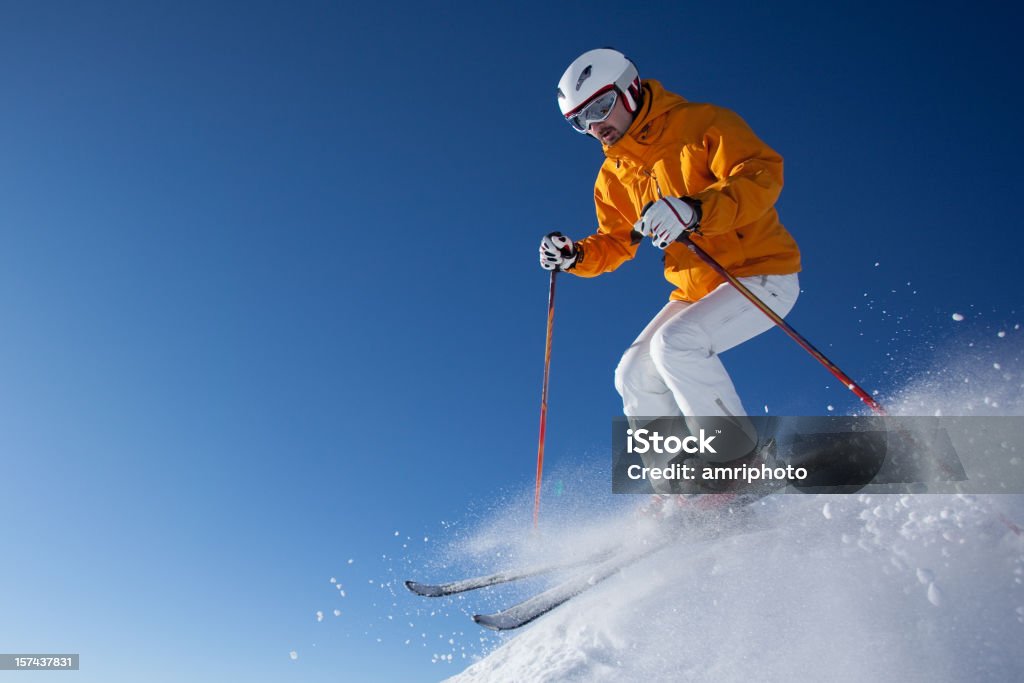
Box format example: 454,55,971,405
564,87,618,134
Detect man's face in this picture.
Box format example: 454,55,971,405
588,97,634,146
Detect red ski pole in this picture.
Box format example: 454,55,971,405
678,233,886,415
534,271,557,528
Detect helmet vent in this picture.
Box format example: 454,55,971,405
575,65,592,91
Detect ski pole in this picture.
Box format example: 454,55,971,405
677,233,886,416
534,270,557,528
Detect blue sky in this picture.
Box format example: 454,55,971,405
1,1,1022,681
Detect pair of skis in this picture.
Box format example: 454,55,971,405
407,535,668,631
406,496,767,631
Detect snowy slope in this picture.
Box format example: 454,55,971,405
426,329,1024,681
445,493,1024,683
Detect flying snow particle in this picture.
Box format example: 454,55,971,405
289,651,299,661
316,611,324,623
348,559,354,564
927,582,944,607
998,331,1007,338
952,313,965,322
827,405,835,412
330,577,336,584
916,568,935,585
822,503,833,519
333,609,341,617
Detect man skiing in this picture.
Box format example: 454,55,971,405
539,48,802,495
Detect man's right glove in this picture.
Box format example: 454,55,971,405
539,232,579,271
636,196,702,249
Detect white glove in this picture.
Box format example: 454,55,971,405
539,232,579,271
635,197,701,249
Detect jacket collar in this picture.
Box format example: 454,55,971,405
603,79,688,163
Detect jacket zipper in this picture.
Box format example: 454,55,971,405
643,168,665,200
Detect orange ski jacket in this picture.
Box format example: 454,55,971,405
570,80,801,302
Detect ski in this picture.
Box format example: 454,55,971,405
408,455,786,627
405,547,618,598
472,533,676,631
471,490,780,631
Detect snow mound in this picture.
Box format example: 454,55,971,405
445,494,1024,683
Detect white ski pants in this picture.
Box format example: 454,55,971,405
615,274,800,422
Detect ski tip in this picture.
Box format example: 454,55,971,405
473,611,536,631
405,580,444,597
471,613,506,631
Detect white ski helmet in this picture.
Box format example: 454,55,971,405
557,48,642,123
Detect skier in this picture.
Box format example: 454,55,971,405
539,48,802,496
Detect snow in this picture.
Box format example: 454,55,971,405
435,336,1024,682
443,494,1024,683
348,319,1024,680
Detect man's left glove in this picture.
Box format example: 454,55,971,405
539,232,579,271
635,196,702,249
